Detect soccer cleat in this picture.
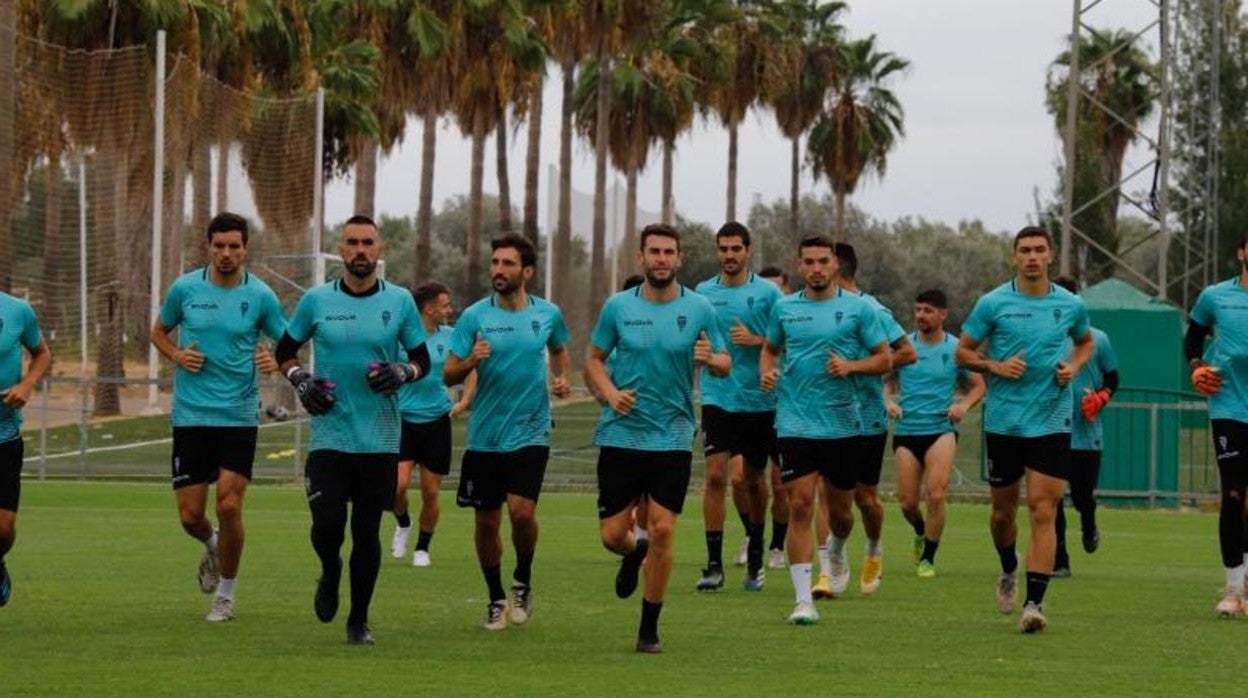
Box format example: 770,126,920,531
860,554,883,595
743,567,765,592
205,596,234,622
346,623,375,645
0,561,11,607
811,572,834,600
733,538,749,566
635,637,663,653
198,547,220,594
829,555,851,597
695,566,725,592
1215,590,1243,619
788,601,819,625
484,600,508,631
509,583,532,625
1051,563,1071,579
996,572,1018,614
314,574,339,623
1082,527,1100,554
390,526,411,559
1020,601,1047,634
916,560,936,579
767,548,786,570
412,550,431,568
616,539,648,599
911,534,924,567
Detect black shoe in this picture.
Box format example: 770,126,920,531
314,574,340,623
1082,528,1100,554
695,565,725,592
616,539,648,599
346,623,374,645
635,636,663,654
0,561,10,607
1052,552,1071,578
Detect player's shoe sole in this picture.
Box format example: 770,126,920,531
916,560,936,579
198,547,220,594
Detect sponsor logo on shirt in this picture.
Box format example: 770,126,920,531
999,312,1033,319
483,326,515,334
189,303,219,310
623,319,653,327
325,314,357,321
781,315,813,324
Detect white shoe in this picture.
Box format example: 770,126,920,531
788,601,819,625
1215,589,1243,619
767,548,786,570
484,601,507,631
412,550,431,567
205,596,234,622
391,526,411,559
509,583,532,625
733,538,749,566
996,572,1018,614
1020,601,1046,634
198,546,220,594
829,554,850,596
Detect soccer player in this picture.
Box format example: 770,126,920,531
694,222,781,592
389,281,474,567
956,226,1093,634
761,234,890,625
150,212,287,622
758,265,792,569
1185,235,1248,617
275,215,431,645
587,223,729,652
1051,276,1119,578
443,233,571,631
886,289,984,578
0,290,52,608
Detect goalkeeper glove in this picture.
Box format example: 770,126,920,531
287,367,337,415
1191,365,1222,396
1080,388,1111,421
366,361,418,396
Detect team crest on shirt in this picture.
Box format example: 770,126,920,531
835,311,844,325
240,301,249,317
747,296,755,308
382,310,392,327
1053,308,1062,323
436,343,445,357
0,318,4,335
677,315,687,332
531,320,541,337
942,353,949,366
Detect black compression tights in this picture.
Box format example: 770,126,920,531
310,498,384,626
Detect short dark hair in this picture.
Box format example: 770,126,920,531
759,265,787,284
833,242,858,278
207,212,249,245
716,221,751,247
491,232,538,268
621,274,645,291
413,281,450,311
1053,275,1080,294
915,288,948,309
345,214,377,229
1013,225,1052,249
640,223,681,251
799,234,835,253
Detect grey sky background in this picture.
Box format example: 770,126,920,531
324,0,1163,236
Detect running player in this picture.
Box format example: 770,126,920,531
276,214,431,645
150,212,287,621
758,265,792,569
695,222,781,592
956,226,1093,634
886,288,984,578
1051,276,1118,578
390,281,474,567
444,233,571,631
0,289,52,608
1185,234,1248,617
761,234,890,625
587,223,729,652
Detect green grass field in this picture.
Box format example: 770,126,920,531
1,480,1241,696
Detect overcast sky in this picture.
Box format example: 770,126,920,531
323,0,1163,236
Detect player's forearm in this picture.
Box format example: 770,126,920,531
955,346,994,374
584,356,617,399
853,351,892,377
443,355,474,387
963,374,986,409
706,352,731,378
549,347,570,383
1068,334,1095,373
22,342,52,388
890,340,917,369
150,322,182,363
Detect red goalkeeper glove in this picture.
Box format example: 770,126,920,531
1080,388,1111,421
1191,365,1222,396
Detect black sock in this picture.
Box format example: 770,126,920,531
415,530,433,552
706,531,724,568
514,552,534,587
483,564,506,603
738,511,752,537
395,512,411,528
747,522,765,573
996,544,1018,575
921,537,939,563
908,514,926,537
639,599,663,642
1025,571,1051,606
1055,500,1068,553
769,521,788,551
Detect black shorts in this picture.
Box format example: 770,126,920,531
776,437,859,490
399,415,452,476
0,438,23,512
1070,449,1101,473
457,446,549,511
701,406,775,470
170,426,258,490
892,432,956,466
985,433,1071,487
596,446,693,518
1213,419,1248,473
304,450,398,512
848,432,888,486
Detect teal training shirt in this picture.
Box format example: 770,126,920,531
695,273,781,413
765,288,887,440
591,286,726,452
158,269,287,427
895,331,968,436
399,324,454,424
450,295,569,452
845,289,906,435
1190,278,1248,423
1070,327,1118,450
0,292,43,444
961,280,1091,437
285,279,427,453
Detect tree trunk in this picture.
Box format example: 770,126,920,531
42,153,63,335
191,140,211,249
590,52,612,322
467,117,486,302
789,136,800,239
726,122,738,223
216,142,230,212
495,106,513,233
553,59,575,309
353,141,377,218
522,81,543,246
415,106,437,283
0,0,16,291
661,139,674,225
834,189,846,243
166,161,187,280
621,165,638,283
93,156,126,416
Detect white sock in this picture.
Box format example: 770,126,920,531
829,534,847,559
205,530,219,553
217,577,236,600
790,563,813,604
866,538,882,557
1226,565,1246,594
634,524,648,543
817,544,832,574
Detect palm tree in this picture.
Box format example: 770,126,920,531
0,0,15,291
545,0,587,308
406,1,454,283
807,35,908,240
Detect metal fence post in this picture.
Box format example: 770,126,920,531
1148,405,1159,507
38,376,48,479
